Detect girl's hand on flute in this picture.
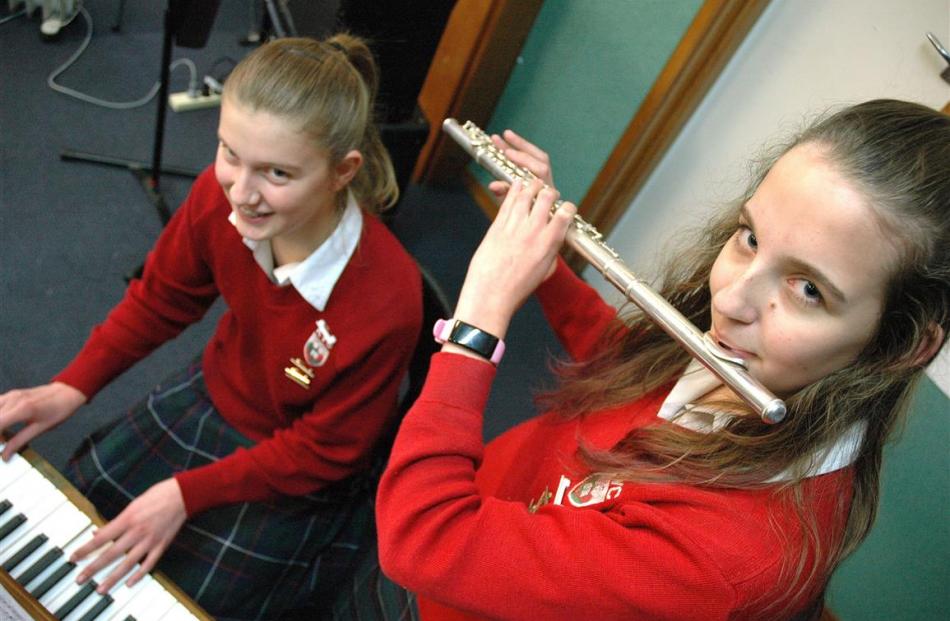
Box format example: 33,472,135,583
450,179,575,351
488,130,555,198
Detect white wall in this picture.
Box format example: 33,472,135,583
593,0,950,394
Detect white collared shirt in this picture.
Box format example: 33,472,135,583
227,191,363,312
657,360,866,481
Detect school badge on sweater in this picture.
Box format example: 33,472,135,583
528,473,624,513
285,319,337,388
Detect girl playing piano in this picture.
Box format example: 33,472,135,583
0,35,422,620
374,99,949,620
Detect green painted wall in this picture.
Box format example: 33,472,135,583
478,0,703,203
826,376,950,619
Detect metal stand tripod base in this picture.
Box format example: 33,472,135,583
60,148,202,226
59,149,201,281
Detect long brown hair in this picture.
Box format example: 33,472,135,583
541,99,950,607
222,34,399,212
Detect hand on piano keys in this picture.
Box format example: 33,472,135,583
71,478,186,594
1,443,211,621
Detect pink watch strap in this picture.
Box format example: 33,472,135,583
433,318,505,365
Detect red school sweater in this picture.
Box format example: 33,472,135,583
376,260,852,620
54,167,422,516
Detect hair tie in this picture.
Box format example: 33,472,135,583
328,41,346,55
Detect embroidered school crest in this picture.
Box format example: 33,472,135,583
304,319,337,367
567,474,624,507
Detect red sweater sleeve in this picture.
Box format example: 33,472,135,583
534,257,619,361
376,354,736,621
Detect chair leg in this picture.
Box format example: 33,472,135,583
112,0,125,32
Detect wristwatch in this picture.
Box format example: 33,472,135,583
433,318,506,365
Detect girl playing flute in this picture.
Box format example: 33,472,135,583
375,99,949,620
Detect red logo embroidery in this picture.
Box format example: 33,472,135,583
304,319,337,367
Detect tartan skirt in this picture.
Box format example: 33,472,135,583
66,360,376,621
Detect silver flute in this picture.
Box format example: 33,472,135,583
442,118,787,424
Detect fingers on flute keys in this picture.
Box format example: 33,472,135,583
488,129,555,197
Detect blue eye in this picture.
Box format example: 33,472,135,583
791,279,824,307
746,230,758,250
735,225,757,251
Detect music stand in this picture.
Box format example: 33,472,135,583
60,1,221,228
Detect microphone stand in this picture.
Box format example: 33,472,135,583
60,2,201,230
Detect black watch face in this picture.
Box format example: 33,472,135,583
450,321,498,360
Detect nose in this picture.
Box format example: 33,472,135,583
712,266,765,325
228,168,260,206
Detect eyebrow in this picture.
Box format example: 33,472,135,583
740,205,848,304
217,136,302,175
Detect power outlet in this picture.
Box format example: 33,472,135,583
169,91,222,112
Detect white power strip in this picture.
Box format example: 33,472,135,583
169,91,222,112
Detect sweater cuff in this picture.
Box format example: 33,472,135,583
174,459,247,516
418,352,496,415
53,345,130,401
174,469,212,516
535,256,579,306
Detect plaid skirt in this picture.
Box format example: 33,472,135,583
66,360,377,621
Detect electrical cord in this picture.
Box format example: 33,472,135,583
0,8,26,25
47,6,199,110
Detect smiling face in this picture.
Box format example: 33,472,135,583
214,96,361,265
708,143,899,397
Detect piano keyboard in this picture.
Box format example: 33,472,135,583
0,442,212,621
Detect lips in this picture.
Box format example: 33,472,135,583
236,206,273,220
709,329,753,359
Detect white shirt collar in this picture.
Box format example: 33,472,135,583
228,191,363,311
658,360,866,481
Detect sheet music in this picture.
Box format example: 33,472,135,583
0,588,32,621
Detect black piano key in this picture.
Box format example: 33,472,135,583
53,580,97,619
16,547,63,586
0,513,27,541
76,593,114,621
29,560,75,598
2,533,48,571
0,499,11,516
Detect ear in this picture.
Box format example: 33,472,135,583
909,322,946,367
332,149,363,192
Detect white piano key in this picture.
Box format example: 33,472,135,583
24,524,94,594
0,485,68,538
111,580,178,621
159,601,200,620
140,584,182,621
40,563,88,611
51,580,100,619
101,582,158,621
90,550,133,593
0,490,69,561
1,466,60,511
0,451,34,491
9,505,91,580
2,490,80,553
73,592,117,621
37,535,101,609
96,572,151,621
64,587,114,621
41,540,128,614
